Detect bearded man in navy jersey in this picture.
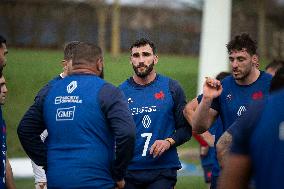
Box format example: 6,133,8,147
18,42,136,189
187,33,272,189
119,38,191,189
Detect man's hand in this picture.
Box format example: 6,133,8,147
203,77,223,99
115,179,125,189
150,140,171,158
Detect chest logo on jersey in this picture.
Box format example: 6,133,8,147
130,106,157,115
237,106,247,117
226,94,233,101
127,98,134,103
55,96,82,104
252,91,263,100
154,91,165,100
67,81,77,94
142,115,151,128
56,106,76,121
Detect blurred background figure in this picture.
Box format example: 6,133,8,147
265,59,284,76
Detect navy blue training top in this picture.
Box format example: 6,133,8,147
18,74,136,188
119,74,191,170
231,89,284,189
211,71,271,131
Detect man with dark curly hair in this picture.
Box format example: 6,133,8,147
186,33,272,189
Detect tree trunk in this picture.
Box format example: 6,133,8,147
111,0,121,57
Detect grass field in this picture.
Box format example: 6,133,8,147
4,48,270,188
4,48,199,157
14,176,207,189
4,48,205,188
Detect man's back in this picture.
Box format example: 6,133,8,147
250,89,284,189
44,75,115,188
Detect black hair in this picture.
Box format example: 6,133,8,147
216,71,231,81
0,35,6,48
72,42,102,66
226,33,257,55
130,38,156,54
265,59,284,71
270,67,284,93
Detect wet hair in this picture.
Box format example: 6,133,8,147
265,59,284,71
63,41,81,61
226,33,257,55
216,71,231,81
72,42,102,66
0,35,6,48
130,38,156,54
269,67,284,93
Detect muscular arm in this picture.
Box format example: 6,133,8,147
191,78,222,134
17,85,51,167
191,97,218,134
216,131,232,168
218,154,251,189
100,84,136,182
5,159,16,189
183,97,198,125
168,79,192,146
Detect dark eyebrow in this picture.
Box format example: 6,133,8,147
132,52,140,57
142,52,151,56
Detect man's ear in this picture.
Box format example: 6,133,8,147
252,54,259,67
154,55,158,65
61,60,67,67
96,58,104,71
62,60,67,70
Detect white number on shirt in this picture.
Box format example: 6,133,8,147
141,133,152,156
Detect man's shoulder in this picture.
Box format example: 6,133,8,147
118,77,132,89
259,71,273,82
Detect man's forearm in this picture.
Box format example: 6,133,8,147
216,131,232,168
192,97,215,134
6,159,16,189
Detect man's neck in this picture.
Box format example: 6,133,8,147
235,68,260,85
70,65,98,75
133,71,157,85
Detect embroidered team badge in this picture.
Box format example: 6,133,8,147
154,91,165,100
252,91,263,100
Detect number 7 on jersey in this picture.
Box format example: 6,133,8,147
141,133,152,156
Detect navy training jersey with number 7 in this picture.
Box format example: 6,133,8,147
119,74,186,170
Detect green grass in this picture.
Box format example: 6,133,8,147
4,48,198,157
15,176,207,189
5,48,209,188
177,176,207,189
14,178,35,189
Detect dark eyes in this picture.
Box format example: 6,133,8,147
229,57,245,62
132,52,152,57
